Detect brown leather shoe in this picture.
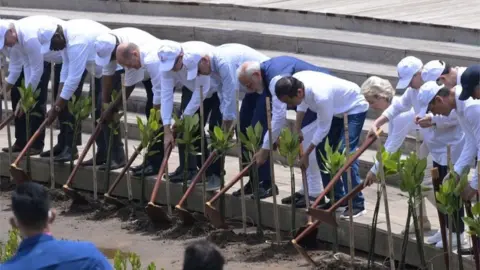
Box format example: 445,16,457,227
2,144,23,153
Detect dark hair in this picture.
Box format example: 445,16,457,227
11,182,50,230
275,76,304,99
122,42,139,60
183,240,225,270
429,86,451,107
441,61,452,75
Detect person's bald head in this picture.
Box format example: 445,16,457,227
116,42,141,69
237,61,264,93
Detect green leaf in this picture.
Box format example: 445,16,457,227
254,122,263,139
213,126,224,141
30,112,42,118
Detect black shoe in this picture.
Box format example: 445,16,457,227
281,192,303,205
166,167,184,181
130,163,147,173
317,200,347,211
250,185,279,200
340,207,366,219
27,148,42,156
40,144,63,157
294,195,318,208
98,159,126,171
169,170,198,183
2,144,23,153
232,181,253,197
80,154,106,167
133,164,158,177
54,147,79,163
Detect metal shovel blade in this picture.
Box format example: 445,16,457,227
104,193,128,208
293,223,318,249
205,202,226,229
308,208,337,227
175,205,196,226
291,240,317,267
10,164,30,184
145,202,170,224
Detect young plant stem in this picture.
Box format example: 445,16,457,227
1,56,12,182
235,89,247,235
455,209,464,270
25,113,31,178
411,199,427,268
70,121,80,173
343,114,355,263
368,186,381,268
416,129,425,242
104,123,114,192
252,164,263,237
330,188,338,253
199,86,206,213
399,203,412,270
141,154,147,205
49,63,55,189
289,166,295,234
183,146,189,194
220,154,226,220
266,97,280,244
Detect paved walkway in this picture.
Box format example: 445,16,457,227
149,0,480,29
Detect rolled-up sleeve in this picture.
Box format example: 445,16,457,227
382,89,413,121
23,38,44,90
217,59,237,121
430,112,458,128
60,44,89,100
159,70,175,125
454,106,480,175
6,47,24,85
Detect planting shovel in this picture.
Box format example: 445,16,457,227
465,201,480,270
1,56,13,182
10,119,48,184
291,128,382,265
431,167,449,268
176,150,218,225
0,114,14,130
145,143,173,224
205,160,256,229
104,144,143,207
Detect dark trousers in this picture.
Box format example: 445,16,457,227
239,91,272,188
11,62,50,150
315,112,367,209
91,71,124,161
434,161,465,233
178,86,222,176
52,63,84,149
141,79,164,167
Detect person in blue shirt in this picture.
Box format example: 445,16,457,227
236,55,329,203
1,182,112,270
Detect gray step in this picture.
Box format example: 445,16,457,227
3,0,480,45
0,7,478,68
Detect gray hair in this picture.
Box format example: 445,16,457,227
236,61,260,80
361,76,395,102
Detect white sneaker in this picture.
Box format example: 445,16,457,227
435,232,466,249
205,175,222,192
426,230,442,245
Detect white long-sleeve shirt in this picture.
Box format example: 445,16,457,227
159,41,219,125
101,27,158,87
5,16,64,90
210,44,269,121
59,19,110,100
294,71,369,146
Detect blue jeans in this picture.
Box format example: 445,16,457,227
315,111,367,209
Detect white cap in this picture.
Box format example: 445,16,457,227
95,34,116,67
183,51,204,80
421,60,446,82
37,23,58,54
0,20,14,50
418,81,444,114
396,56,423,89
157,40,182,72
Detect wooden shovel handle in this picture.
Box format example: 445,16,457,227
325,180,365,212
64,123,103,186
310,128,382,208
13,119,48,165
0,114,14,130
177,151,218,207
105,145,143,195
208,160,255,204
148,143,173,203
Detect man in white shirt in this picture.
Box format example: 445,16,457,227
275,71,369,218
194,43,275,199
155,40,222,189
114,40,170,177
37,19,125,168
0,16,64,156
94,27,161,176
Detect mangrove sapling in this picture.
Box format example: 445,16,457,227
436,168,469,270
18,81,42,177
463,201,480,270
209,125,236,220
369,147,401,268
136,108,163,204
64,95,92,172
113,250,158,270
277,127,301,235
0,228,20,262
173,114,201,194
398,152,429,269
238,122,264,237
319,137,347,253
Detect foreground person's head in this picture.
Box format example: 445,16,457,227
274,76,305,107
11,182,56,238
361,76,395,111
183,240,225,270
418,81,454,117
